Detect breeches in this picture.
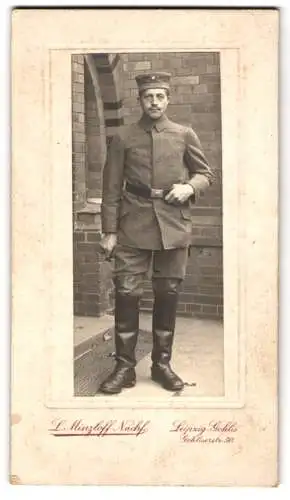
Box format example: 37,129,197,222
113,244,189,296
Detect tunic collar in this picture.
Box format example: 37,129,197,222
138,113,171,132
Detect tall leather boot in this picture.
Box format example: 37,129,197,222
151,290,184,391
99,293,139,394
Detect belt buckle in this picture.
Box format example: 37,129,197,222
150,188,164,199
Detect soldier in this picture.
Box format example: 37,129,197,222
99,71,214,394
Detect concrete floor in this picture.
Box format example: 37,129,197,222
74,313,224,398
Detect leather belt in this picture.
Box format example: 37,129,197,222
125,182,166,200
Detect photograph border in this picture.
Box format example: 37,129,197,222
46,46,241,409
11,9,278,486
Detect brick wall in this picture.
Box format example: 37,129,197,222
72,55,86,212
72,55,113,317
72,52,223,320
73,211,114,317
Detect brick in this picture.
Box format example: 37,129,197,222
151,59,168,70
73,142,86,154
73,231,85,242
73,132,86,144
86,102,98,116
79,263,97,274
73,278,81,289
72,102,85,114
121,53,129,62
170,94,191,106
127,53,148,62
127,61,152,71
185,303,203,313
178,293,196,303
73,164,86,176
181,293,222,306
122,88,131,99
74,55,84,64
181,59,207,73
206,64,220,74
72,184,86,199
192,84,208,94
86,232,102,242
73,199,84,212
72,71,79,83
74,292,83,302
76,214,96,227
140,300,153,310
74,113,85,124
183,284,222,296
206,84,221,96
82,278,99,293
163,58,182,71
182,95,204,105
179,85,199,96
191,102,221,113
72,81,84,94
196,294,223,306
199,73,220,84
87,176,102,190
202,275,223,285
72,61,83,73
201,304,219,315
168,103,196,114
121,78,138,90
130,88,139,97
175,66,197,77
84,293,100,304
73,120,85,133
83,303,101,316
195,53,219,65
75,72,85,85
189,95,217,107
76,242,96,253
172,75,199,86
200,226,222,238
74,301,85,315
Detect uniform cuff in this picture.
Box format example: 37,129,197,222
101,204,119,233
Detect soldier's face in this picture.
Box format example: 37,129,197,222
139,88,169,120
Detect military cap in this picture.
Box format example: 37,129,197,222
135,71,171,91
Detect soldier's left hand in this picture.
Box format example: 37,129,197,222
164,183,194,205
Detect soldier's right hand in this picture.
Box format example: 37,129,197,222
99,233,117,259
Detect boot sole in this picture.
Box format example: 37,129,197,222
98,379,136,395
151,375,184,392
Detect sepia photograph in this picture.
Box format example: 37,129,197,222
11,9,278,485
72,52,224,399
